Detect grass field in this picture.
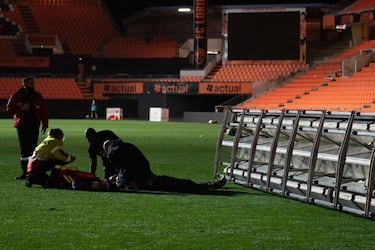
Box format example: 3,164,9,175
1,119,375,250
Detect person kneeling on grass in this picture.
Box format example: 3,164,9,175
102,139,226,193
26,128,75,188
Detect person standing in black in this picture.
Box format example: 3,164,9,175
103,139,226,193
6,77,49,179
85,127,120,179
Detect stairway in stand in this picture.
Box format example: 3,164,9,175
12,38,28,55
14,4,39,55
17,4,40,33
76,81,94,100
204,63,222,81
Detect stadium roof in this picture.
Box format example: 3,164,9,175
104,0,345,17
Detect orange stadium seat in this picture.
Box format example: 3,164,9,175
0,39,17,56
341,0,375,13
103,36,177,58
29,0,118,55
0,78,84,100
209,62,308,83
0,4,24,34
236,40,375,112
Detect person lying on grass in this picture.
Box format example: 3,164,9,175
102,139,226,193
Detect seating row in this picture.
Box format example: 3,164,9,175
0,77,83,99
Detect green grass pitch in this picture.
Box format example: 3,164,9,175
1,119,375,249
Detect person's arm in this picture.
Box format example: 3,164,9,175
51,144,75,163
38,93,48,134
90,156,98,174
6,93,28,115
57,149,75,163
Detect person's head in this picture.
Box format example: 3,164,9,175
85,127,96,142
49,128,64,141
22,76,35,92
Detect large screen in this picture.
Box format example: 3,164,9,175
227,11,300,60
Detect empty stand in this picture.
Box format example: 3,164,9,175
103,36,177,58
27,34,56,47
237,41,375,112
180,75,205,82
0,39,17,56
0,77,84,99
0,3,23,37
29,0,118,55
208,62,308,83
340,0,375,13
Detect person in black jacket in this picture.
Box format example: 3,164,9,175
7,76,49,179
85,127,120,179
103,139,226,193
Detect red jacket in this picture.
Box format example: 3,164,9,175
6,87,48,128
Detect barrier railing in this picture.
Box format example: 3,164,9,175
214,108,375,218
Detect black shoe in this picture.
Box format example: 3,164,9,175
208,174,226,189
25,174,32,188
15,173,26,180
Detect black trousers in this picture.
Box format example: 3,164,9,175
17,124,39,174
149,175,209,193
102,157,116,180
17,124,39,159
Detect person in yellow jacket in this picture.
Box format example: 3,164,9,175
26,128,75,188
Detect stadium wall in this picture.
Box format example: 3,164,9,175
137,94,234,120
183,111,224,123
0,99,137,119
0,55,192,77
0,95,230,120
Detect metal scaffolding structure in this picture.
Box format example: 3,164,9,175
214,108,375,218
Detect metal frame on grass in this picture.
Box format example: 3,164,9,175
214,108,375,219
